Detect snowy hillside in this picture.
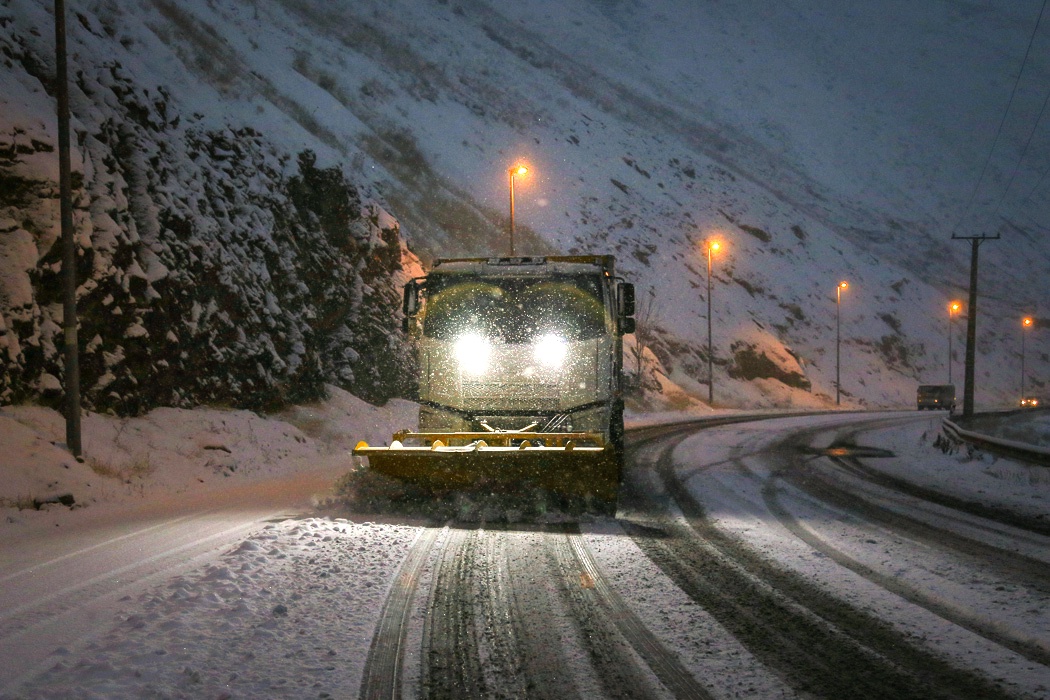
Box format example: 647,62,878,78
2,0,1048,414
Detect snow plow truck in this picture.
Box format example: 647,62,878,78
353,255,635,514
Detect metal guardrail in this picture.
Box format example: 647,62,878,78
942,417,1050,466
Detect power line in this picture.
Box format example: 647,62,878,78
996,87,1050,211
1018,153,1050,208
951,0,1048,236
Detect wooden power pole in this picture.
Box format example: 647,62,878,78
952,233,999,417
55,0,81,456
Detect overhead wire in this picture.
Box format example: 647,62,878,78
950,0,1048,236
1019,158,1050,207
995,0,1050,216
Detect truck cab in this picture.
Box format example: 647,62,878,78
356,255,635,513
404,256,632,446
917,384,956,412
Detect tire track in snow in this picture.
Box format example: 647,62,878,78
557,529,715,700
759,423,1050,668
360,524,442,700
499,527,586,700
474,526,586,700
543,529,666,700
421,526,487,699
624,419,1019,700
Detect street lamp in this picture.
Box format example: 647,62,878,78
948,301,961,385
706,240,721,404
1022,316,1033,399
507,164,528,256
836,281,848,406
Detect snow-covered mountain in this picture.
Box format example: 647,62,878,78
2,0,1048,414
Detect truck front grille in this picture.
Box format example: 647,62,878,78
461,382,559,411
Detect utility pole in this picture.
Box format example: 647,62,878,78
55,0,81,456
952,233,999,417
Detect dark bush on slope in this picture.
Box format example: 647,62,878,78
0,55,413,414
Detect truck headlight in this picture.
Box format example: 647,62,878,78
534,334,567,369
454,334,491,375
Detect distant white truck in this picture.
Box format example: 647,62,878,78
917,384,956,412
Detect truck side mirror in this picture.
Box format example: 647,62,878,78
403,280,420,316
617,282,635,335
618,282,635,317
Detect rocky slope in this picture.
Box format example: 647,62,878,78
2,0,1047,415
0,9,416,413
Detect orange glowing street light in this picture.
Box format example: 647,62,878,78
1021,316,1034,399
705,240,722,404
836,281,849,406
508,164,528,256
947,301,962,385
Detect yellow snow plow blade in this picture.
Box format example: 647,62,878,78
352,431,620,502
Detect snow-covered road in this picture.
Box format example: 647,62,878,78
2,411,1048,699
657,411,1050,699
0,466,345,695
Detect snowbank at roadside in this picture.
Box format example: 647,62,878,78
1,386,726,523
874,415,1050,521
4,391,1045,526
0,386,417,521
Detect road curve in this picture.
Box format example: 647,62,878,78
629,412,1049,699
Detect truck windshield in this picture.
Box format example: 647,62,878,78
422,274,607,342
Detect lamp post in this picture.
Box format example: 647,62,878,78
836,281,848,406
1022,316,1033,399
507,164,528,256
706,240,721,405
948,301,961,385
